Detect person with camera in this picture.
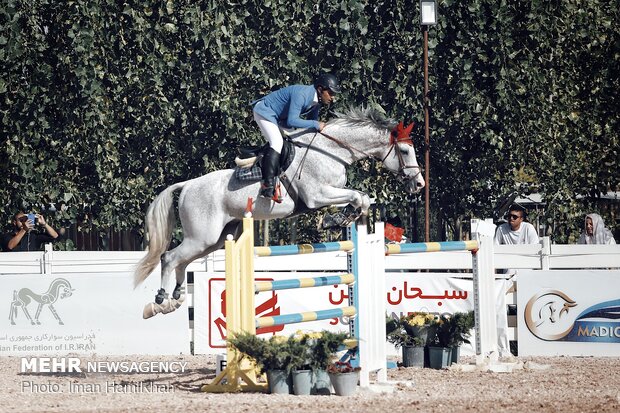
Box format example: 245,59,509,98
1,211,60,252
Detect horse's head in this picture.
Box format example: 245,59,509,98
326,108,425,194
51,278,75,299
525,290,578,340
380,121,425,193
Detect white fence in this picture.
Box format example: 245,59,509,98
1,239,618,354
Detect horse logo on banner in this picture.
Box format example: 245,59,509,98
9,278,75,326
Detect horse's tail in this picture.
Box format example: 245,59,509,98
134,181,188,288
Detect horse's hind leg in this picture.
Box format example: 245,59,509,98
142,239,209,318
9,302,18,325
171,221,243,300
158,232,227,303
156,238,206,304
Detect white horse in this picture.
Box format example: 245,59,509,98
135,107,425,317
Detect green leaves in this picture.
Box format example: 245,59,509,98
1,0,617,247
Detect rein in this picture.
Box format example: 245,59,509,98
281,122,423,204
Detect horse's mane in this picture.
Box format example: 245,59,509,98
331,106,397,130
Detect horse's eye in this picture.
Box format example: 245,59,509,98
399,148,409,155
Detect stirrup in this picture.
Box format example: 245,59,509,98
272,183,282,203
260,183,282,203
260,182,275,197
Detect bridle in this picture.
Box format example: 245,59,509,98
316,123,423,180
381,128,423,180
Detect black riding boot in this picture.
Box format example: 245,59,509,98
260,147,281,199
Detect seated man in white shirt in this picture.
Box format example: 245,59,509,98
494,203,539,245
493,203,539,359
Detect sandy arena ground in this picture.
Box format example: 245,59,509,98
1,354,619,413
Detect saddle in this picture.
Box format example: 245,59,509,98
234,138,296,182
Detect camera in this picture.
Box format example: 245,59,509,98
27,213,37,225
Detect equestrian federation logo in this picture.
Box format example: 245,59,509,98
525,290,620,342
9,278,75,326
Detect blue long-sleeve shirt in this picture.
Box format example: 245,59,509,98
252,85,320,130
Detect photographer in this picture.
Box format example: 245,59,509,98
1,211,60,252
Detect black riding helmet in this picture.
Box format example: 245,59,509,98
314,73,341,94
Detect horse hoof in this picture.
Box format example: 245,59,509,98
155,288,166,304
172,287,182,300
59,322,64,325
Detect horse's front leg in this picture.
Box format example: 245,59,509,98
47,304,64,325
308,186,371,215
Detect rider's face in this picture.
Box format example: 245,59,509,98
319,87,335,105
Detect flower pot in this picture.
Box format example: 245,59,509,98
266,370,293,394
312,369,332,395
402,345,424,368
403,325,429,343
450,346,460,365
428,346,452,370
328,370,359,396
292,369,313,395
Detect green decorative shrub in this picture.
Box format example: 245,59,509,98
434,311,476,348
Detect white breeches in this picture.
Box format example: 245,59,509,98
253,111,282,154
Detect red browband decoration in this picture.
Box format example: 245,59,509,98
390,121,414,146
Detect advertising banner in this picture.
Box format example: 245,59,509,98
0,273,190,356
193,271,508,355
517,270,620,356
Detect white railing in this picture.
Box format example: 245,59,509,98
2,239,618,353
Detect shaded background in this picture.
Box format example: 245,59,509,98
1,0,618,249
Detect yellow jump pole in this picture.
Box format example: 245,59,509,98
202,212,267,393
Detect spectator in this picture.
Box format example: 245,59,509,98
494,203,539,245
577,213,616,245
1,211,60,252
493,203,539,359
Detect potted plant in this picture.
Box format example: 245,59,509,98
290,330,349,395
386,312,439,368
228,330,349,395
326,361,361,396
435,311,475,364
228,331,302,394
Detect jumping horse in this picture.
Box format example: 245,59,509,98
134,107,425,318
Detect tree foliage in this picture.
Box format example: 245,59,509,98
1,0,618,248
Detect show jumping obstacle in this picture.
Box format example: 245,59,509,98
201,214,387,393
201,213,497,393
383,233,498,360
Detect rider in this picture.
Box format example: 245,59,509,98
252,73,341,200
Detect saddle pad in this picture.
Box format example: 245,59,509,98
234,164,262,181
233,140,296,182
